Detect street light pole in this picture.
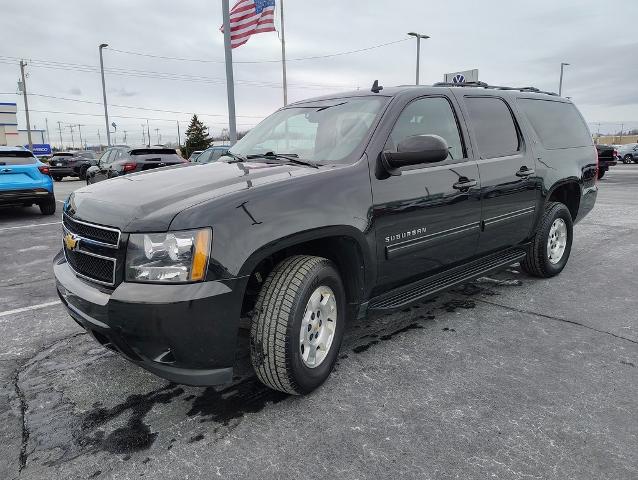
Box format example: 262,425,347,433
408,32,430,85
559,62,570,96
99,44,111,146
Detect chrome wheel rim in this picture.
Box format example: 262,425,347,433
299,286,337,369
547,218,568,264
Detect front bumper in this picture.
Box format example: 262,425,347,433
0,188,53,205
54,252,246,386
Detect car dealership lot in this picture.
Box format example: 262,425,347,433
1,171,637,480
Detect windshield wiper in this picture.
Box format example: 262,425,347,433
246,152,319,168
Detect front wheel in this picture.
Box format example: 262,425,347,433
520,202,573,278
250,255,345,395
52,175,63,182
79,165,89,180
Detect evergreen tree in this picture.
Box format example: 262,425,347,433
183,114,212,158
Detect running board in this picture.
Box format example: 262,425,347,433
368,248,526,312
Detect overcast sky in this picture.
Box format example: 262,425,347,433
1,0,636,146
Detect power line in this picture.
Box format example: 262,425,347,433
0,92,265,118
106,38,409,64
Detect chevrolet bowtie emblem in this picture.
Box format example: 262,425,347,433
64,232,80,251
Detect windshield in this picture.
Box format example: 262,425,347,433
228,96,387,164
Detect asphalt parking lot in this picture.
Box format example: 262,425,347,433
1,169,637,480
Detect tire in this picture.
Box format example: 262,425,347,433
597,169,605,179
79,165,89,180
250,255,346,395
39,197,56,215
520,202,573,278
623,155,633,164
53,175,63,182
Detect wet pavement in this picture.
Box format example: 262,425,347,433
1,170,637,480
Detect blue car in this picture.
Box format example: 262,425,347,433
0,146,56,215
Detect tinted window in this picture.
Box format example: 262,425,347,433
465,97,520,159
0,151,36,165
130,148,177,156
518,99,592,149
210,149,229,162
384,97,464,160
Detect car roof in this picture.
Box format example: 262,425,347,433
287,84,566,107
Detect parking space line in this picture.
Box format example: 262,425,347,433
0,221,62,231
0,300,61,319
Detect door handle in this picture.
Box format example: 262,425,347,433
516,167,535,177
453,179,477,190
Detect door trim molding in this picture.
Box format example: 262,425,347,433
385,221,481,259
483,206,535,228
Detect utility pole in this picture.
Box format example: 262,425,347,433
123,130,127,144
45,118,51,145
77,124,84,149
222,0,238,145
407,32,430,85
66,125,75,149
141,124,146,146
19,60,33,150
57,121,64,149
176,120,181,148
97,130,101,147
559,62,570,96
619,123,624,143
154,128,160,145
147,120,151,147
280,0,288,106
99,44,111,146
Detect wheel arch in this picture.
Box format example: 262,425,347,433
237,226,373,321
546,179,581,221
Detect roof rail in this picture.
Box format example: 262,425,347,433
433,81,559,96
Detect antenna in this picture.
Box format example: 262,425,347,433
371,80,383,93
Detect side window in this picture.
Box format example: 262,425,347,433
99,150,112,165
465,97,521,159
197,150,213,163
210,149,228,162
518,99,592,149
384,97,465,161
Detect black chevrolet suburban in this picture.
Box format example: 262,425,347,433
54,83,598,395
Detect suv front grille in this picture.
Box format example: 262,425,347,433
64,248,115,285
62,214,121,286
63,214,120,247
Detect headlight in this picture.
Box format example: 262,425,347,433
126,228,212,283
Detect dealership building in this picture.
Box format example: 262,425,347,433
0,102,19,146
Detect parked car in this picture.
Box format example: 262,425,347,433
188,150,204,162
192,145,231,164
0,146,56,214
595,144,618,178
49,151,97,181
85,146,187,185
55,83,597,395
616,143,638,164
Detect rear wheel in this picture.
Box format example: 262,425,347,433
520,202,573,278
39,197,56,215
79,165,89,180
597,169,605,179
250,255,345,395
52,175,63,182
624,155,633,164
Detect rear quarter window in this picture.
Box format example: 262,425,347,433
518,99,592,149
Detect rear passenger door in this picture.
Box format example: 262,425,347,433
460,95,540,254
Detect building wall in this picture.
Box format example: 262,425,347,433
595,135,638,145
0,102,18,146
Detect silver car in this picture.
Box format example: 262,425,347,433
615,143,638,164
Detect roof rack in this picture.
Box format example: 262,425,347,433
433,81,559,96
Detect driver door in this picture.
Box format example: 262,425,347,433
93,149,113,182
370,95,482,291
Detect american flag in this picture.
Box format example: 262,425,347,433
221,0,277,49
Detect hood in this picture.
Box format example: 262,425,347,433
66,161,317,231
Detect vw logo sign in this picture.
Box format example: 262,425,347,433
452,74,466,84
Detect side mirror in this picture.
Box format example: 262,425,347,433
382,135,449,175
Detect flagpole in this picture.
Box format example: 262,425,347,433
222,0,238,145
280,0,288,106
